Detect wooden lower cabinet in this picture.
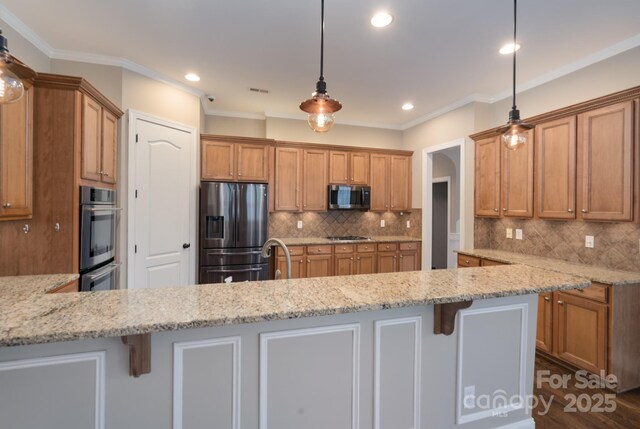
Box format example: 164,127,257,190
377,252,397,273
355,253,376,275
536,293,553,354
277,255,305,279
335,254,355,276
306,255,332,278
457,254,481,268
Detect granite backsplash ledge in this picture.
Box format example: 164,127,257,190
475,217,640,272
269,209,422,239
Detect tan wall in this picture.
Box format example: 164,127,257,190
0,18,50,73
51,59,123,107
266,117,403,149
204,115,266,138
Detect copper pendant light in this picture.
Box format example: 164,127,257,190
0,30,24,104
299,0,342,133
497,0,532,150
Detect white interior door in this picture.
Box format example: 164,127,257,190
132,118,193,289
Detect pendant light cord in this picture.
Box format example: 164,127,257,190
319,0,325,82
511,0,517,111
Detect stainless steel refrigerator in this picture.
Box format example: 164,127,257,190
199,182,269,284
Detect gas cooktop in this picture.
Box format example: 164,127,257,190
326,236,371,241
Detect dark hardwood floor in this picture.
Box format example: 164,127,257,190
533,355,640,428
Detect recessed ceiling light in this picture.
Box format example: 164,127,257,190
402,103,414,111
371,12,393,28
499,43,521,55
185,73,200,82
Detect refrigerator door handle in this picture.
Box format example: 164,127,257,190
210,267,264,273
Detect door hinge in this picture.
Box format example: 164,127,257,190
134,245,137,253
135,134,139,143
135,189,138,198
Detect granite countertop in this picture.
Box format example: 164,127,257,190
457,249,640,286
0,266,587,347
278,236,421,246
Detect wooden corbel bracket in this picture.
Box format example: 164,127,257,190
121,333,151,377
433,300,473,335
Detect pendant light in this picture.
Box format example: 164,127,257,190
497,0,532,150
299,0,342,133
0,30,25,104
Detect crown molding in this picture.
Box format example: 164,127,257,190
263,110,404,131
0,4,54,56
203,107,266,120
399,94,491,131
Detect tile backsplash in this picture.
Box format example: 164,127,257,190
269,209,422,239
475,217,640,272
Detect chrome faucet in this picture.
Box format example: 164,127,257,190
261,238,291,280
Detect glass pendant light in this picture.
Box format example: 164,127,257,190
498,0,532,150
0,30,24,104
299,0,342,133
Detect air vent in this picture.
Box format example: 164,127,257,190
249,87,269,94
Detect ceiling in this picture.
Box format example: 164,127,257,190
2,0,640,129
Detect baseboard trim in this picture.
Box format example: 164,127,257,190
495,417,535,429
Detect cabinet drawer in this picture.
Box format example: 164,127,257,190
481,258,508,266
399,242,419,251
277,246,304,256
457,254,481,268
306,245,332,255
377,243,398,252
564,283,609,303
356,244,375,253
334,244,355,254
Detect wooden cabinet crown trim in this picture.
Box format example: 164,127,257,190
200,134,275,145
275,139,413,157
470,85,640,141
34,73,124,117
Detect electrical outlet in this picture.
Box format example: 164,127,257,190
297,220,303,229
406,220,411,228
506,228,513,239
515,229,523,240
585,235,595,248
463,385,476,409
380,219,386,228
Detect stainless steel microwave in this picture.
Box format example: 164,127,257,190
328,185,371,210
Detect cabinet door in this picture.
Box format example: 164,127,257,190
278,256,306,279
100,109,118,184
307,255,332,278
350,152,370,185
275,147,302,211
334,254,355,276
201,140,235,181
355,253,376,274
377,252,397,273
81,95,102,182
237,143,269,182
303,149,328,211
535,116,577,219
329,151,349,184
398,250,418,272
0,85,32,219
501,129,534,217
577,101,634,221
555,292,607,374
369,154,389,211
390,155,411,211
536,293,553,354
474,137,501,217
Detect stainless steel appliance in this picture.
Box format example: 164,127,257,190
199,182,269,284
79,186,121,291
328,185,371,210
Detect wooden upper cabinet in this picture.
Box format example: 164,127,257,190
201,138,270,183
577,101,635,221
370,154,389,211
275,147,302,211
81,95,103,182
474,137,501,217
236,143,269,182
501,129,534,217
101,109,118,184
0,85,33,220
80,94,119,185
329,150,370,185
350,152,369,185
390,155,411,211
302,149,328,211
535,116,577,219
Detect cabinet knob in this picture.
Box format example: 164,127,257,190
357,257,361,260
557,301,564,305
54,223,61,232
544,297,550,302
567,209,574,213
493,208,499,212
385,205,388,208
22,224,30,234
350,257,353,260
3,203,11,208
400,255,403,259
502,208,507,212
581,209,588,213
394,256,397,259
103,172,109,177
317,249,321,252
465,260,470,264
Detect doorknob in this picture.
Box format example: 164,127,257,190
182,243,191,249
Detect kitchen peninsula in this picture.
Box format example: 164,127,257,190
0,266,588,429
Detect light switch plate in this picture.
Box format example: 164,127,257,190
406,220,411,228
506,228,513,239
297,220,303,229
585,235,595,248
380,219,386,228
515,229,523,240
463,385,476,409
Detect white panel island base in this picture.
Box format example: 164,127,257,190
1,296,536,429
